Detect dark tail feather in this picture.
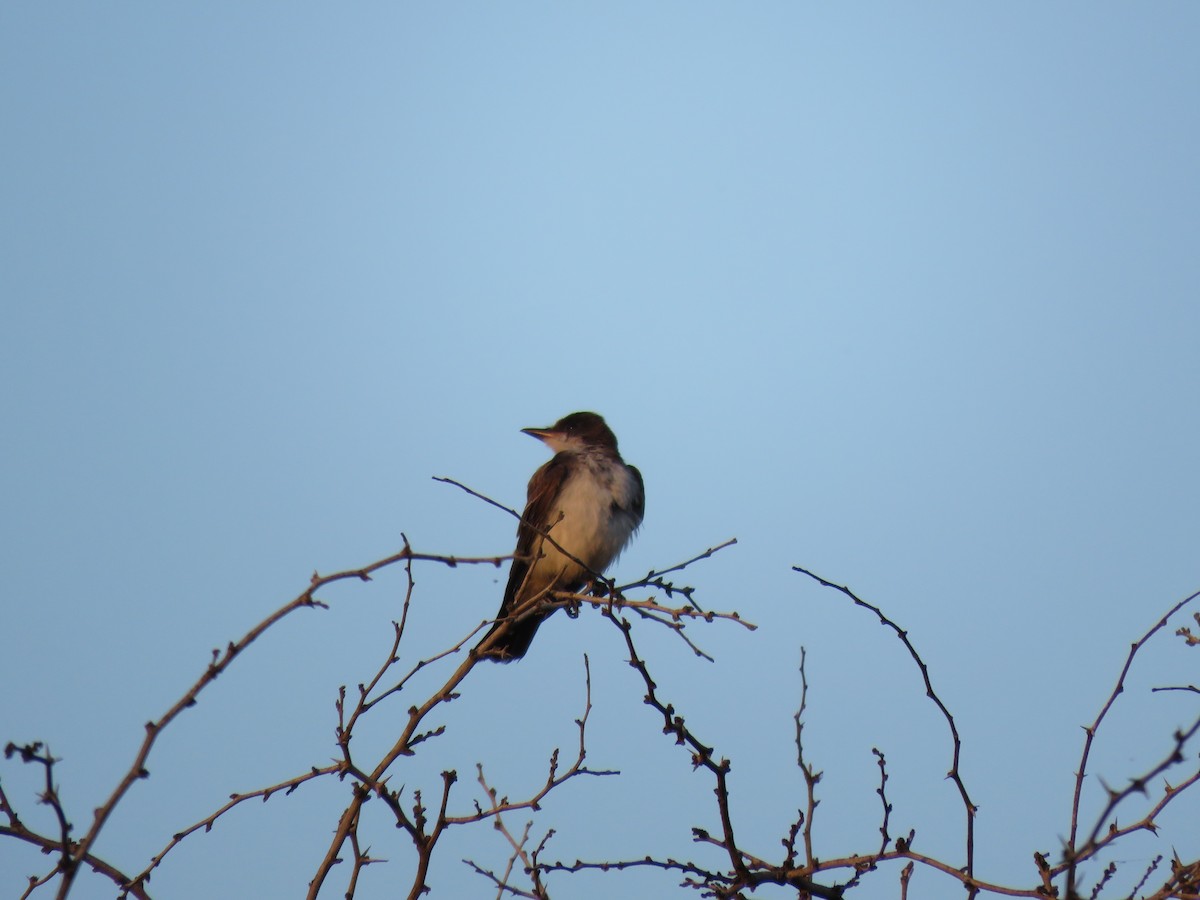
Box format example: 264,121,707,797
479,614,545,662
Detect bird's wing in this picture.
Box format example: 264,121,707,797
627,464,646,523
499,454,571,615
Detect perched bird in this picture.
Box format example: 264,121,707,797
481,412,645,661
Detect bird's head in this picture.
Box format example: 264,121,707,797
522,411,618,454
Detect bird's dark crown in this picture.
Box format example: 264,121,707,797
542,411,619,451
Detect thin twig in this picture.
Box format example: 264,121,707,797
124,765,339,893
1062,587,1200,899
793,566,978,896
794,648,820,870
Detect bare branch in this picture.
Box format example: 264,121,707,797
1050,715,1200,885
452,656,617,827
8,523,1198,900
600,611,845,900
1,744,150,899
53,540,503,900
124,764,339,894
1062,587,1200,899
792,566,978,893
793,647,820,870
0,754,149,900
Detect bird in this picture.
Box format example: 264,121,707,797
480,412,645,662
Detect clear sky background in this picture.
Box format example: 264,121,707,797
2,5,1198,899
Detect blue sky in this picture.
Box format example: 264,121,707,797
2,5,1198,899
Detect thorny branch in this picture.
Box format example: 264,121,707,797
1062,587,1200,900
456,657,618,829
463,815,557,900
124,765,340,891
63,538,506,900
559,609,846,900
304,496,741,899
792,565,979,896
793,647,820,871
0,745,150,900
2,533,624,899
4,492,1199,900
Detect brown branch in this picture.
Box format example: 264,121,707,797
401,769,458,900
619,538,740,611
1088,861,1117,900
342,540,423,730
458,657,615,894
605,611,844,900
461,858,539,900
793,647,820,870
1,744,151,899
555,589,755,631
804,849,1042,898
308,531,745,898
465,819,562,900
1062,587,1200,900
552,848,1018,898
493,818,552,900
0,820,150,900
454,656,617,826
1130,855,1164,899
539,854,731,889
20,866,58,900
309,647,480,897
872,748,893,858
344,811,385,900
793,566,978,895
363,620,491,715
124,764,339,894
614,614,744,880
1050,715,1200,886
5,743,72,872
14,520,1193,900
1152,854,1200,900
550,844,1060,900
625,537,739,586
8,540,498,899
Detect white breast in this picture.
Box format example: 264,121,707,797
539,455,641,581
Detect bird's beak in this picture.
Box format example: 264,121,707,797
520,426,555,442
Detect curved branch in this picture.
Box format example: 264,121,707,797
792,566,978,894
1062,587,1200,899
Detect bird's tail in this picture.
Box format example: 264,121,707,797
478,613,545,662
